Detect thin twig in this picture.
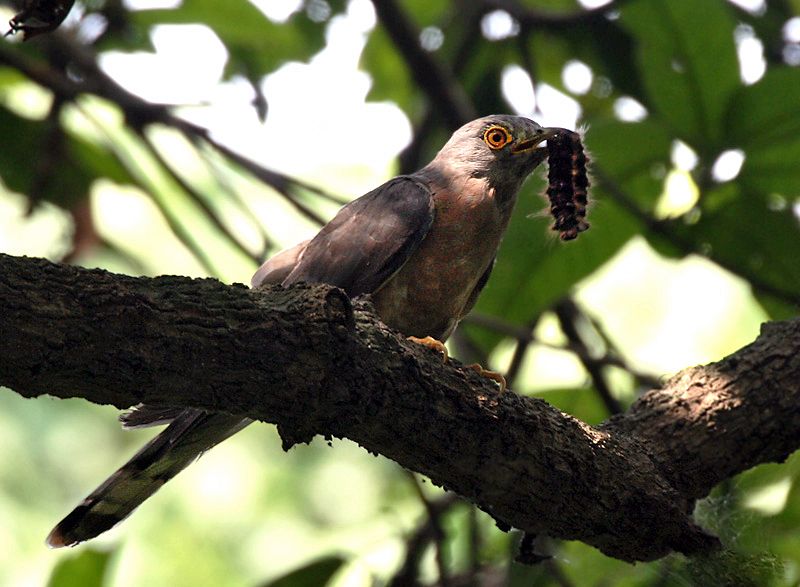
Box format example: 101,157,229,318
554,297,623,415
582,311,662,390
75,104,220,275
192,134,331,226
5,35,344,227
466,505,481,586
199,148,276,260
463,312,659,387
389,481,459,587
407,473,453,587
397,2,484,173
371,0,476,130
135,128,263,264
505,316,540,389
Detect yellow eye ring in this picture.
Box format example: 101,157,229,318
483,126,512,150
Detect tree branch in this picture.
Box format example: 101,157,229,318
482,0,626,28
2,254,799,562
371,0,476,129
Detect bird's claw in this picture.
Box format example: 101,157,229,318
466,363,507,393
408,335,448,362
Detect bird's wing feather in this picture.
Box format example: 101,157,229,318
283,176,435,296
251,239,310,289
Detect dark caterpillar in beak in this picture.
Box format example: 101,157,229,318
545,130,590,241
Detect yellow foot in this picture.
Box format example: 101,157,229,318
466,364,507,393
408,335,448,362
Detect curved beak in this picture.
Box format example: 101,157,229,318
511,127,564,155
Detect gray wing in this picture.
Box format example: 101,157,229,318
251,239,310,289
283,176,435,296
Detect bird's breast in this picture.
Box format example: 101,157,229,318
372,180,513,341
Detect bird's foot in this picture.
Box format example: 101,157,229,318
408,335,448,362
466,363,507,393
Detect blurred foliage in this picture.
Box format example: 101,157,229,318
261,556,346,587
0,0,799,585
46,549,111,587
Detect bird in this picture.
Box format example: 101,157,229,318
47,114,562,548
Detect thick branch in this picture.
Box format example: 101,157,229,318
605,319,800,499
2,254,799,561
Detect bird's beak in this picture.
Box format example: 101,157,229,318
511,127,563,155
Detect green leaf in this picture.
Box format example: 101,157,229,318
562,20,643,101
518,0,583,11
133,0,339,81
262,556,346,587
727,68,800,199
740,137,800,196
507,559,551,587
47,549,111,587
0,105,135,209
68,134,135,188
689,184,800,308
587,120,670,180
361,28,415,112
620,0,740,148
681,550,785,587
390,0,449,26
0,106,90,209
726,68,800,149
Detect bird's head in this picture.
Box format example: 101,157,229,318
430,115,561,191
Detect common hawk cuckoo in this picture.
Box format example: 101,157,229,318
48,114,562,547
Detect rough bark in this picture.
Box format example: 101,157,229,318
1,253,798,562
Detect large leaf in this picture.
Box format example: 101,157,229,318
620,0,740,149
561,19,643,101
0,107,92,209
47,549,111,587
261,556,345,587
726,68,800,149
740,138,800,196
727,68,800,197
361,27,415,112
133,0,342,81
689,184,800,309
531,387,611,425
519,0,584,11
586,119,672,209
0,105,134,209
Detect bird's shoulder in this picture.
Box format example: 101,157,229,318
281,174,435,296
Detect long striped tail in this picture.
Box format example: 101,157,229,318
47,409,251,547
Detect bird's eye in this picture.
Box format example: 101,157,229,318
483,126,512,150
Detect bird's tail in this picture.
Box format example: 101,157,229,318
47,409,251,548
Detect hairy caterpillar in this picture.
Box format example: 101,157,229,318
545,130,590,241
